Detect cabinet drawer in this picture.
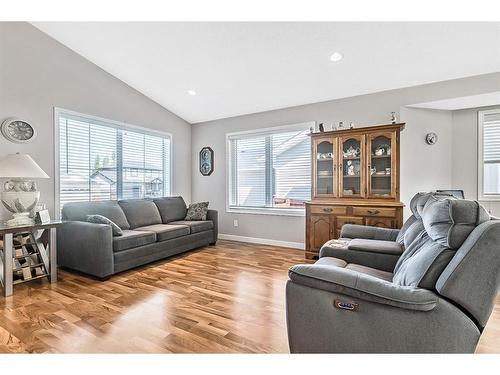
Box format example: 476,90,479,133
310,205,346,215
366,217,397,229
352,207,396,217
336,216,364,229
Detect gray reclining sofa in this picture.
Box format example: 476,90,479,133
286,193,500,353
57,197,217,279
319,192,449,272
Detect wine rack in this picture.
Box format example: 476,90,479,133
0,231,49,286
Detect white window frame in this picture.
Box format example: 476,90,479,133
478,108,500,201
226,121,314,217
54,107,173,219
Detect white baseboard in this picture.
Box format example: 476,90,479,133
218,233,305,250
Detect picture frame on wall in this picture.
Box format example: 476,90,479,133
199,146,214,176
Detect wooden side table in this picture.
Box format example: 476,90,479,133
0,220,62,297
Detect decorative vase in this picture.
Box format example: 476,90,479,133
1,190,40,226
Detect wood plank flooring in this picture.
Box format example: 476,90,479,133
0,240,498,353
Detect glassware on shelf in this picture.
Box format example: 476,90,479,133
316,140,335,196
370,135,392,196
343,145,360,158
341,137,362,196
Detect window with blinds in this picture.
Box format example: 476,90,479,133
227,124,312,213
479,109,500,199
56,110,171,211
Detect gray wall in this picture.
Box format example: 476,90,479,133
0,22,192,221
452,105,500,214
3,21,499,246
400,107,453,215
192,73,500,245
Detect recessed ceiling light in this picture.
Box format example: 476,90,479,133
187,90,197,96
330,52,343,62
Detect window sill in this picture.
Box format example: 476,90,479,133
226,207,305,217
479,197,500,202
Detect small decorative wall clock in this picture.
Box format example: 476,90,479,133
1,118,36,143
425,132,438,145
199,147,214,176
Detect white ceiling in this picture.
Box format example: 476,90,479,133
32,22,500,123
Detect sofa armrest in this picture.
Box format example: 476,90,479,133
340,224,400,241
319,240,400,272
57,221,114,278
288,263,438,311
348,239,403,255
206,209,218,243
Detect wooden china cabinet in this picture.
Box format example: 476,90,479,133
305,123,405,259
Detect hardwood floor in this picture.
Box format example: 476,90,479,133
0,240,498,353
0,241,307,353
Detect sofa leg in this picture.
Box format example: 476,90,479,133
209,242,217,246
99,275,112,281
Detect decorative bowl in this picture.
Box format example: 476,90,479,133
1,191,40,213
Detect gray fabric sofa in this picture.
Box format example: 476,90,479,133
57,197,217,279
286,193,500,353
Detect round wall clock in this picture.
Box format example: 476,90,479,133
199,147,214,176
425,132,438,145
1,118,36,143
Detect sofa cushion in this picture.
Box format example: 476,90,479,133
392,232,455,289
422,197,490,249
409,192,425,218
315,257,393,282
135,224,190,242
62,201,130,229
414,192,438,219
345,264,394,282
86,214,123,236
347,238,403,255
169,220,214,234
118,199,162,229
113,230,156,252
403,220,426,249
315,257,347,268
395,214,417,245
153,196,188,223
399,192,454,247
184,202,209,221
408,192,449,220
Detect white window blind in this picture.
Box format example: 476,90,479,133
57,110,171,210
479,109,500,199
228,125,311,212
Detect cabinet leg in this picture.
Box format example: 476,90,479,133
305,251,318,260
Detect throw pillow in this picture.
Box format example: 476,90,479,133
86,214,123,236
185,202,209,221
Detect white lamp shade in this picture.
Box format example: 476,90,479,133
0,153,50,179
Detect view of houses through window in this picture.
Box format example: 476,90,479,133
228,125,311,211
57,110,171,210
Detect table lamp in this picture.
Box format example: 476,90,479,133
0,153,50,226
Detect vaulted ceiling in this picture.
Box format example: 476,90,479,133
33,22,500,123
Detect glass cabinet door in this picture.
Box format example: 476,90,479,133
367,131,396,198
339,135,364,197
313,137,337,197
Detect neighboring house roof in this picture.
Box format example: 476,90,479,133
90,168,164,185
90,169,116,184
272,131,309,157
122,161,163,170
